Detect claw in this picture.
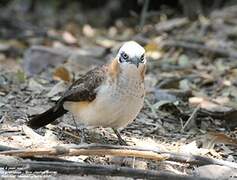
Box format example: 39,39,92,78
112,128,128,145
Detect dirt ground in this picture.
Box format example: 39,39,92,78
0,2,237,180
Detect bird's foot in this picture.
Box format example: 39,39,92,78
79,127,87,144
112,128,128,146
72,117,87,144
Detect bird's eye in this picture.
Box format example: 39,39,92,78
121,52,129,60
140,54,145,63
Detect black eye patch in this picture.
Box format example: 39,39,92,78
119,57,123,63
140,54,145,63
121,52,129,60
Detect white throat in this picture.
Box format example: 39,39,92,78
120,63,141,79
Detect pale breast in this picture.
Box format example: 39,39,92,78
64,74,145,128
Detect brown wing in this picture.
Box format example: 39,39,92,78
27,65,107,129
58,65,107,104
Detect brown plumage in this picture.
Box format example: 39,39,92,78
27,41,146,144
28,66,107,129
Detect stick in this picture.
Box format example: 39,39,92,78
0,156,211,180
139,0,150,28
25,161,211,180
155,18,189,33
181,105,200,131
162,40,237,59
0,145,18,151
0,144,237,168
144,99,165,131
0,147,166,161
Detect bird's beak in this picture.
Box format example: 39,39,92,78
130,57,140,68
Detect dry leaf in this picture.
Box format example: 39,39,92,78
189,97,232,112
145,42,158,52
179,141,209,155
22,125,45,142
22,125,59,147
145,42,162,59
202,131,237,149
96,37,116,48
53,66,71,82
62,31,77,44
194,165,237,179
208,132,237,145
82,24,95,38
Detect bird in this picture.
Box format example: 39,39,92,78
27,41,146,144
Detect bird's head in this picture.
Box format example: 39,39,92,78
109,41,146,80
116,41,146,69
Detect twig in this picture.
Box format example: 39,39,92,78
181,105,200,132
144,98,166,131
0,143,237,169
162,40,237,59
0,130,21,135
0,147,166,161
62,130,81,140
145,98,158,118
0,145,18,151
0,156,211,180
155,18,189,33
139,0,150,28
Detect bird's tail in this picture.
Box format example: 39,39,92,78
27,105,68,129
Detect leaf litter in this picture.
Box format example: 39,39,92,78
0,2,237,179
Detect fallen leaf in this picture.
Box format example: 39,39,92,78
189,97,232,112
82,24,95,38
194,165,237,179
208,132,237,146
22,125,59,147
95,37,116,48
22,125,45,142
62,31,77,44
145,42,158,52
179,141,209,155
144,41,162,60
53,66,71,82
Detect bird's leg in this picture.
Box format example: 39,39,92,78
72,116,86,143
79,127,86,143
112,128,128,145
